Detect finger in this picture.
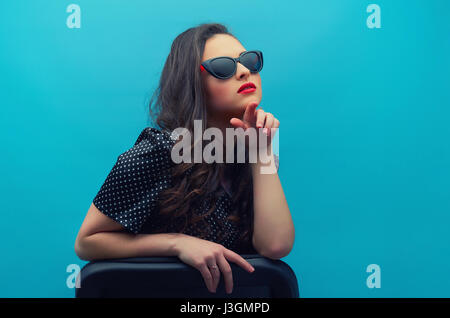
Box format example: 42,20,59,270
271,118,280,136
230,117,246,130
255,109,266,129
264,113,274,129
223,249,255,273
243,102,259,125
264,113,274,136
217,253,233,294
198,263,215,293
210,264,221,291
274,118,280,129
207,257,221,291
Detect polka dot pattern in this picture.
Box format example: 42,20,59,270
92,127,260,254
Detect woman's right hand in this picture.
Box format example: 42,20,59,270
173,234,255,294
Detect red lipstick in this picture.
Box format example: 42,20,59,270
238,82,256,94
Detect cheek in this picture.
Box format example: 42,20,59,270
207,82,234,108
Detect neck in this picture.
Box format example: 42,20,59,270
207,112,230,145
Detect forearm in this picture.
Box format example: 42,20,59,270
75,231,183,261
251,149,295,258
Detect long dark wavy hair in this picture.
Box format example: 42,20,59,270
146,23,254,253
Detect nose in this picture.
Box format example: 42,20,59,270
235,62,250,80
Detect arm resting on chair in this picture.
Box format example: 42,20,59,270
74,202,182,261
75,231,182,261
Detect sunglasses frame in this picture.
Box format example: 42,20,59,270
200,50,263,79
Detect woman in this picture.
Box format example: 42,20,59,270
74,23,294,295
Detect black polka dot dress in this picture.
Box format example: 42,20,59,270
93,127,278,255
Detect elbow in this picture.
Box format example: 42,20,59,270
267,227,295,260
74,238,86,261
74,236,93,262
254,239,293,260
253,231,295,260
262,243,293,260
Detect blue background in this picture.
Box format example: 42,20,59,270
0,0,449,297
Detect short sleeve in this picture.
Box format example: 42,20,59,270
92,128,175,234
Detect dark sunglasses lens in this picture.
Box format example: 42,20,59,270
241,52,262,72
210,57,235,78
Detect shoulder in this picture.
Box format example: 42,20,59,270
133,127,175,150
118,127,176,163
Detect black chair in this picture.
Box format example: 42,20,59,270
75,254,299,298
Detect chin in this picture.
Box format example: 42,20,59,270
228,105,246,117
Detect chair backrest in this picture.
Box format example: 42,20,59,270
75,254,299,298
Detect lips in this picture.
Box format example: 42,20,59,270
238,82,256,93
